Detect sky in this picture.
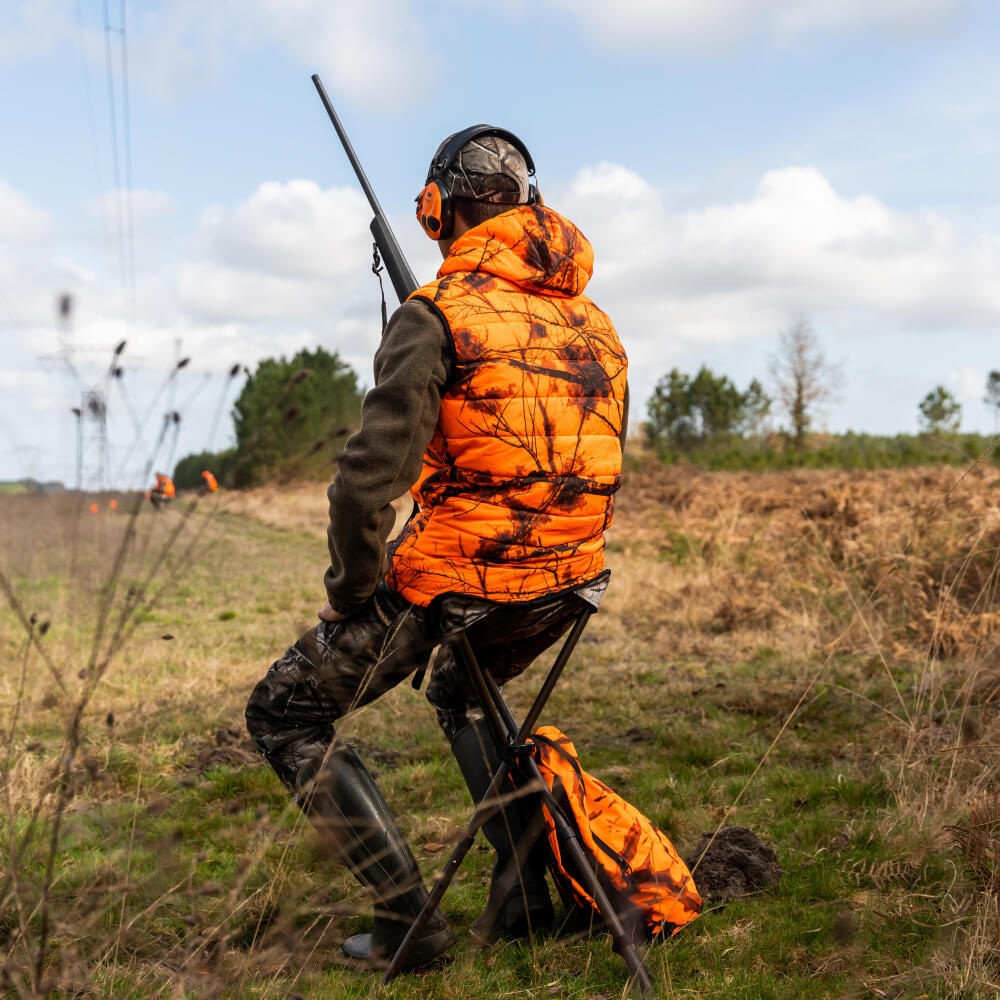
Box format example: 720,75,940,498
1,0,999,485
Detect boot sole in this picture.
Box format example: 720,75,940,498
343,925,457,971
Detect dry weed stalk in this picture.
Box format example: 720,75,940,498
0,369,393,996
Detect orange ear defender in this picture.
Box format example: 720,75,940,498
416,181,448,239
415,124,540,241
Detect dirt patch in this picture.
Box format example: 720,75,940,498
685,826,781,903
622,726,655,743
192,727,263,773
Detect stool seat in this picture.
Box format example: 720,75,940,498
382,571,654,995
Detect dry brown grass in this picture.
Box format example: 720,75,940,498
226,462,1000,664
2,461,1000,996
611,462,1000,660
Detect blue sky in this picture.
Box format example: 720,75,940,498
1,0,999,484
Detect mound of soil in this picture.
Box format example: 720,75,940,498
192,727,262,773
684,826,781,903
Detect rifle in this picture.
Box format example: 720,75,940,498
311,74,418,308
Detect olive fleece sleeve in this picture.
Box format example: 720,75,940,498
323,299,452,614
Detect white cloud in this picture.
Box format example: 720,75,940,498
559,170,1000,438
0,369,63,414
7,158,1000,481
86,189,175,229
554,161,1000,409
126,0,432,108
249,0,430,111
0,0,72,63
543,0,958,48
1,0,432,108
176,177,440,330
176,179,374,322
0,179,55,243
198,181,369,281
946,366,987,409
0,168,438,482
773,0,955,36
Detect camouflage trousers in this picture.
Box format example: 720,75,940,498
244,581,578,792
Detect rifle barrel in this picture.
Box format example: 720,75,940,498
311,74,386,220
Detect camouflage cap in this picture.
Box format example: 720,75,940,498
444,135,529,204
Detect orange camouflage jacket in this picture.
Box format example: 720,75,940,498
386,204,628,607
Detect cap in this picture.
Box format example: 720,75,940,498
444,135,529,204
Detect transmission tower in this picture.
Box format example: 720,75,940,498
51,294,126,492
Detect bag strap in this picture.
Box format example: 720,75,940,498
532,732,588,786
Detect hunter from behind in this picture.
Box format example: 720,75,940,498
246,123,629,970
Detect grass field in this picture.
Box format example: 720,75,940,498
1,461,999,998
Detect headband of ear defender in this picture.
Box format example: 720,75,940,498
415,124,540,241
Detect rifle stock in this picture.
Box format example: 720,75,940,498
311,73,418,303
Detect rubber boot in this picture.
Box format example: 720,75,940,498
451,720,554,940
297,744,455,970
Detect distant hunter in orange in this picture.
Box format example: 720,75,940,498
149,473,175,509
247,126,630,970
200,469,218,493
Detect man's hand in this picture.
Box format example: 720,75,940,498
318,602,349,623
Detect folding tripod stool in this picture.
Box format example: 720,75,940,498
383,572,654,995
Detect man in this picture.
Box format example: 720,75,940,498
246,128,628,970
149,472,175,509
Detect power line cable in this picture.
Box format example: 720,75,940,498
101,0,129,314
0,286,28,330
114,372,142,435
75,0,111,254
207,364,242,452
177,372,212,413
118,0,137,326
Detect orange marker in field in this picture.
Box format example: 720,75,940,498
201,469,219,493
109,499,117,510
89,503,98,514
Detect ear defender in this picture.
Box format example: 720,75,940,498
415,180,452,240
418,124,538,241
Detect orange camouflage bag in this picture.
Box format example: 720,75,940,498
531,726,702,939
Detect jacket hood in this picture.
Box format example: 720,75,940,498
438,204,594,297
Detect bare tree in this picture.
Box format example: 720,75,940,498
768,319,842,447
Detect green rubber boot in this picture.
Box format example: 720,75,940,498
297,744,455,970
451,720,554,940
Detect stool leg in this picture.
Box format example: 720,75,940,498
388,605,654,995
475,641,654,989
527,759,654,995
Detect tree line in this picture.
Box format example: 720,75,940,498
645,320,999,469
174,346,362,489
174,323,998,489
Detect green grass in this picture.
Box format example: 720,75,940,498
0,493,995,998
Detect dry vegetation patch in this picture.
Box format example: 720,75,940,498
1,463,999,997
613,462,1000,662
